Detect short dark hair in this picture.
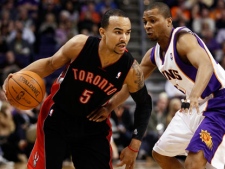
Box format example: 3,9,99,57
145,2,171,18
101,9,129,28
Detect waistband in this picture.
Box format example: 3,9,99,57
213,88,225,97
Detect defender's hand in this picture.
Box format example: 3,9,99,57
87,106,110,122
180,98,199,114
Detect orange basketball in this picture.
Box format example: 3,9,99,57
6,70,46,110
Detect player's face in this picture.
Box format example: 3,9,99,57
143,8,171,41
102,16,131,54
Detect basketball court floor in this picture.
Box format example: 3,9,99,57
1,158,162,169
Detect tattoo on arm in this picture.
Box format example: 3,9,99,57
132,60,144,90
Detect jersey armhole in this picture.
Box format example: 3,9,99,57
150,47,156,65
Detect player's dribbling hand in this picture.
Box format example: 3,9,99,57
116,146,138,169
2,73,13,101
87,106,110,122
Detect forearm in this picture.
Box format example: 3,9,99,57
130,85,152,141
20,58,56,78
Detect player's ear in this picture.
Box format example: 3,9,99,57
99,27,105,38
167,17,173,27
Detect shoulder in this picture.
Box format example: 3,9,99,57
176,31,199,52
175,29,201,60
67,34,89,48
175,28,197,46
60,34,89,59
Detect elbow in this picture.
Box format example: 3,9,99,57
130,85,152,108
206,64,214,79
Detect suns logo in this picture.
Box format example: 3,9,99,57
199,130,213,150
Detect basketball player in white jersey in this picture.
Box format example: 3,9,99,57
88,2,225,169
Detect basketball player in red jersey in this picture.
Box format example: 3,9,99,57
2,9,152,169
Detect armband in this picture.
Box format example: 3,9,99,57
130,85,152,140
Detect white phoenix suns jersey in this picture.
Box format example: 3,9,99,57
150,27,225,103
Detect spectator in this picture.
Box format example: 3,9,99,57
95,0,118,16
166,98,181,127
218,42,225,69
16,6,34,30
170,0,191,27
138,92,169,159
200,22,221,57
111,104,133,150
8,29,33,57
7,20,36,45
39,13,57,35
0,101,15,166
147,92,169,136
1,108,37,162
80,1,101,25
209,0,225,21
216,8,225,29
0,51,23,85
0,101,15,140
192,6,216,35
0,36,8,55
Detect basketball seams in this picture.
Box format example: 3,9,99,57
10,77,41,104
7,78,34,109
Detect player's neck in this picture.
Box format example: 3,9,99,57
158,27,174,52
99,43,122,68
99,53,121,68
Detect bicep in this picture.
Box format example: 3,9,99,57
50,35,88,70
177,34,211,69
125,60,145,93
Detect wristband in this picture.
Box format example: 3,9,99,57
181,99,190,109
128,145,139,153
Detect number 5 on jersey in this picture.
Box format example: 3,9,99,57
80,89,94,104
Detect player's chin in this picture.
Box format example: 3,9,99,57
114,49,125,55
148,35,157,41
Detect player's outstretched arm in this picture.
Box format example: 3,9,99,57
20,34,88,78
115,60,152,169
2,34,88,96
176,32,214,113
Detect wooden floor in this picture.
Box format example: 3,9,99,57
0,158,161,169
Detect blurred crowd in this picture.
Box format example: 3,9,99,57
0,0,121,93
0,0,225,167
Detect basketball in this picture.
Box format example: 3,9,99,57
6,70,46,110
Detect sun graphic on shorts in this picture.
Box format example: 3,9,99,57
199,130,213,150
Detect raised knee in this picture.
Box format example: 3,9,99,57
185,160,197,169
185,151,207,169
185,158,204,169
